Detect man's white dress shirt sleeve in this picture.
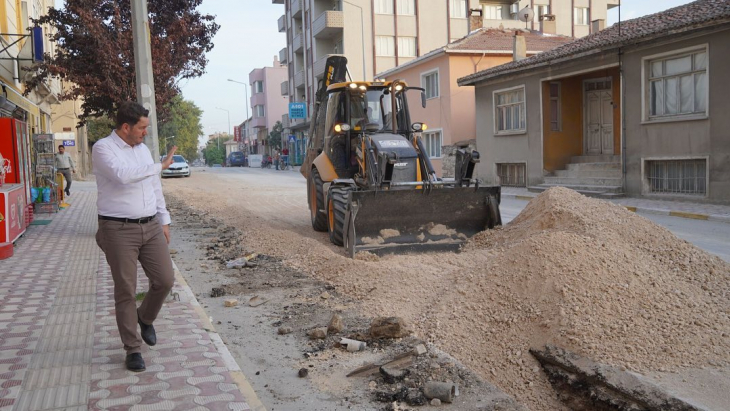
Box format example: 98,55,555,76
93,141,162,184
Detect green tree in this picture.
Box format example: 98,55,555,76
202,135,230,166
267,121,283,148
86,117,115,145
158,96,204,161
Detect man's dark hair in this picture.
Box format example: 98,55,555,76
116,101,149,128
58,144,64,150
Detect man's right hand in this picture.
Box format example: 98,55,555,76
161,146,178,170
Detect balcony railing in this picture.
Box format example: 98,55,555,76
252,116,267,128
291,0,302,18
312,11,344,39
279,47,288,64
313,54,344,78
281,80,289,96
278,15,286,32
292,33,303,53
294,70,305,88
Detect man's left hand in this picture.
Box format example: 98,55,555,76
163,224,171,244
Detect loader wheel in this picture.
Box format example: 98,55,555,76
309,168,328,232
486,195,502,229
327,185,351,246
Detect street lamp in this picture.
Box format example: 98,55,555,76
227,79,250,120
163,135,175,151
215,107,231,150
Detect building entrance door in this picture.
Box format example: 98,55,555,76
584,78,614,155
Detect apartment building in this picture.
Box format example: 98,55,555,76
248,56,289,155
0,0,61,133
274,0,618,151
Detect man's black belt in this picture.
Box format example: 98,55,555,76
99,215,156,224
58,168,69,170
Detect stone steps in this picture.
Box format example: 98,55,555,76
570,154,621,163
528,184,625,198
553,169,622,178
543,176,623,186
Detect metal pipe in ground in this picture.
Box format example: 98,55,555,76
423,382,457,403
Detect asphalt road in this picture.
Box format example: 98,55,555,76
192,166,730,262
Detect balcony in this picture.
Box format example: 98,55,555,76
272,0,284,3
291,0,302,18
312,11,344,39
292,33,303,53
281,80,289,96
278,15,286,32
281,114,290,129
294,70,305,88
279,47,288,64
252,116,267,129
313,54,344,78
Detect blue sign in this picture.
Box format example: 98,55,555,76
32,27,44,62
288,135,296,143
289,102,307,119
62,140,75,146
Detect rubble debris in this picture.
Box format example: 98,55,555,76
404,388,427,406
225,253,258,269
307,327,328,340
430,398,441,406
423,382,457,404
278,326,293,335
223,299,238,307
340,337,366,352
298,368,309,378
369,317,411,339
380,365,409,384
414,344,427,356
531,344,703,411
169,248,178,255
210,287,226,298
347,350,416,377
327,314,344,333
320,291,331,300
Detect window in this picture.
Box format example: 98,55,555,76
375,36,395,56
648,49,707,119
255,105,265,117
535,5,549,19
374,0,393,14
397,0,415,15
422,70,439,99
549,82,561,131
450,0,466,18
398,37,416,57
647,159,706,195
423,130,442,158
497,163,526,187
494,87,526,133
483,5,503,20
253,80,264,93
574,7,588,25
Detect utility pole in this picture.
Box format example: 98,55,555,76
131,0,160,161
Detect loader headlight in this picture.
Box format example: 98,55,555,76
349,83,358,89
334,123,351,133
412,122,427,132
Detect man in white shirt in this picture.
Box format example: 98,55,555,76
55,145,76,196
92,101,177,372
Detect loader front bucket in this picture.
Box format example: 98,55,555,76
344,186,501,257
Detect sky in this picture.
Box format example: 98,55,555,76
53,0,693,142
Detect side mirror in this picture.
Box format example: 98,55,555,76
421,91,426,108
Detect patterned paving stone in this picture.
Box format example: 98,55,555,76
0,185,252,411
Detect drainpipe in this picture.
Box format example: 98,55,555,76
619,3,627,194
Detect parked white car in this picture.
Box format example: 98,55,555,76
162,155,191,178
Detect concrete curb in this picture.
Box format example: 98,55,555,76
501,193,730,224
172,261,267,411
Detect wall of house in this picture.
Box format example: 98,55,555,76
622,29,730,202
542,67,620,172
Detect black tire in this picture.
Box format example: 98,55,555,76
327,185,351,246
309,168,328,232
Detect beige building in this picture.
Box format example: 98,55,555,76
248,56,289,156
0,0,61,133
273,0,619,157
50,88,90,177
378,28,572,177
459,0,730,203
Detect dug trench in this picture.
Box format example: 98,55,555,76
164,173,730,411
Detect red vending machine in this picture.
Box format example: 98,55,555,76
0,118,31,243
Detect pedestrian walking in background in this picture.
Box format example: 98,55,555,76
274,147,281,170
92,101,178,372
55,145,76,196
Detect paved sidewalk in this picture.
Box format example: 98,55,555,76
0,182,254,411
501,187,730,223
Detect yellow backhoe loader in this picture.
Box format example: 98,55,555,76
301,56,501,257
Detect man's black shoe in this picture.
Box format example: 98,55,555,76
65,189,70,197
138,314,157,346
125,353,146,372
